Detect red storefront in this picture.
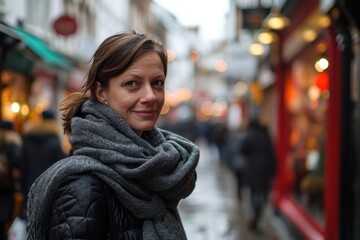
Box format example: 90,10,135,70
271,0,359,239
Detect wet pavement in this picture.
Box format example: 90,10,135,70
179,139,291,240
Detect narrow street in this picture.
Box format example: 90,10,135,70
179,139,289,240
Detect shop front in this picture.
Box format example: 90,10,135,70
271,0,345,239
0,24,73,132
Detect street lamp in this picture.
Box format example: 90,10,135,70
257,28,276,44
263,7,290,30
249,41,265,56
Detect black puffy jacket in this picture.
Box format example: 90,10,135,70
48,174,143,239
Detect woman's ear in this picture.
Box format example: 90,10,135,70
95,81,106,103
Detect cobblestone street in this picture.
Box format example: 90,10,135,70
179,139,289,240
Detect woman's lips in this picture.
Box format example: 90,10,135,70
133,110,158,117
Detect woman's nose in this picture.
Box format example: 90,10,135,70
140,85,157,102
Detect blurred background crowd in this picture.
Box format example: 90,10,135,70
0,0,359,240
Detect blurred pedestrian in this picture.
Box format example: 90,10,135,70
241,118,276,231
21,110,66,219
27,30,199,239
209,121,228,164
223,129,247,201
0,121,22,240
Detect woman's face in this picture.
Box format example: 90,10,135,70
96,52,166,136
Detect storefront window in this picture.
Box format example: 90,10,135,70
1,70,31,131
285,46,329,225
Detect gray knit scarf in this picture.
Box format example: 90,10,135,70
27,100,200,240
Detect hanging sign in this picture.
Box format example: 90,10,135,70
53,15,77,36
242,7,271,30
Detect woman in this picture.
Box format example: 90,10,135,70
27,31,200,240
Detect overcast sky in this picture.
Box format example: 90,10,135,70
154,0,229,41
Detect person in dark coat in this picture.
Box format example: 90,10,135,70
21,110,66,219
241,118,277,231
0,121,22,240
26,31,199,240
223,129,247,200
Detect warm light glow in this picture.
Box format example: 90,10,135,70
214,59,227,72
165,91,180,107
11,102,20,113
308,85,321,101
265,9,290,30
267,17,288,30
233,81,248,96
164,88,192,108
200,101,213,116
190,50,200,62
317,43,327,52
166,49,176,62
176,88,192,101
160,102,170,115
302,29,317,42
249,42,264,56
21,104,29,116
249,81,263,105
198,100,228,119
196,108,210,122
315,57,329,72
257,29,275,44
318,15,331,28
318,58,329,69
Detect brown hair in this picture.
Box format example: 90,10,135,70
61,30,168,134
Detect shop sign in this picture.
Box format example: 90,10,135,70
53,15,77,36
242,7,271,30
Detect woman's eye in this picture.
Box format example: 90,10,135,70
153,80,164,87
125,81,137,87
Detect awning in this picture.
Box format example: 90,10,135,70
0,23,21,47
0,23,32,74
13,27,72,70
4,50,34,75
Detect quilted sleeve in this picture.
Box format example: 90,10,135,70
48,174,109,239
